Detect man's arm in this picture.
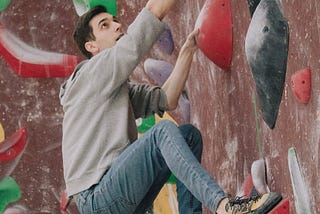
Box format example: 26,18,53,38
162,29,199,110
146,0,176,20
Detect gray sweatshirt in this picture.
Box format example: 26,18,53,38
59,8,167,197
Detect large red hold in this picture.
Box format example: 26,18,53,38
195,0,233,71
268,198,290,214
0,23,80,78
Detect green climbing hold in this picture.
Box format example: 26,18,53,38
0,0,10,11
73,0,117,16
0,177,21,213
166,174,176,184
137,115,156,134
89,0,117,16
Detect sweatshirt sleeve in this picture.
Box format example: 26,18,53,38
85,8,165,97
129,83,168,118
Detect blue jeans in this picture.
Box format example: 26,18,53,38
75,120,226,213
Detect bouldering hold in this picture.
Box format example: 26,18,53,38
245,0,289,129
73,0,117,16
247,0,261,17
243,174,254,197
60,190,71,211
0,22,80,78
3,205,27,214
268,198,290,214
144,59,174,86
156,25,174,55
0,0,10,11
195,0,232,71
290,67,311,104
0,122,4,142
0,177,21,213
167,174,176,184
89,0,117,16
137,115,156,134
144,58,191,123
0,127,27,162
73,0,88,16
251,159,269,194
155,112,178,125
288,147,312,213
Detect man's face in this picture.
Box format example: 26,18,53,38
86,12,124,55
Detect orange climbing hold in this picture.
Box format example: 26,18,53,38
195,0,233,71
291,67,311,104
0,127,27,162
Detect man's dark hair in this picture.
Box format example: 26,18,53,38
73,5,107,58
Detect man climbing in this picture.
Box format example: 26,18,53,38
60,0,282,213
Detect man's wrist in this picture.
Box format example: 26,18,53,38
146,0,176,20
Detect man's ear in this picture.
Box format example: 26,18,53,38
85,41,99,55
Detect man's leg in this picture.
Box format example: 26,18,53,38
133,120,226,213
76,120,226,213
175,124,203,214
146,120,227,212
134,124,203,214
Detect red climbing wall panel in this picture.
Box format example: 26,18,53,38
0,0,319,213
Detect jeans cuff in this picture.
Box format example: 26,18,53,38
212,193,228,213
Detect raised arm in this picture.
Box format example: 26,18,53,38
162,28,199,110
146,0,176,20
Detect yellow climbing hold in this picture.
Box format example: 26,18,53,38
0,122,4,142
155,112,178,125
154,184,178,214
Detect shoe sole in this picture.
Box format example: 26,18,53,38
255,192,283,214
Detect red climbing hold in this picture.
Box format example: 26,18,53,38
243,174,254,198
290,67,311,104
60,190,71,211
0,127,27,162
268,198,290,214
195,0,233,71
0,23,80,78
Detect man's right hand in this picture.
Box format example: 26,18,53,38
146,0,176,20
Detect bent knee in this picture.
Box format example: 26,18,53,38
180,124,202,139
157,119,177,129
181,124,203,147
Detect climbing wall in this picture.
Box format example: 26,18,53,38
0,0,319,213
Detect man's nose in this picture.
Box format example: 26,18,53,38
114,22,121,32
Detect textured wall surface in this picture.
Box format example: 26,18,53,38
0,0,319,213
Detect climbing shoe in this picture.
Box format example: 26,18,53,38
225,192,282,213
